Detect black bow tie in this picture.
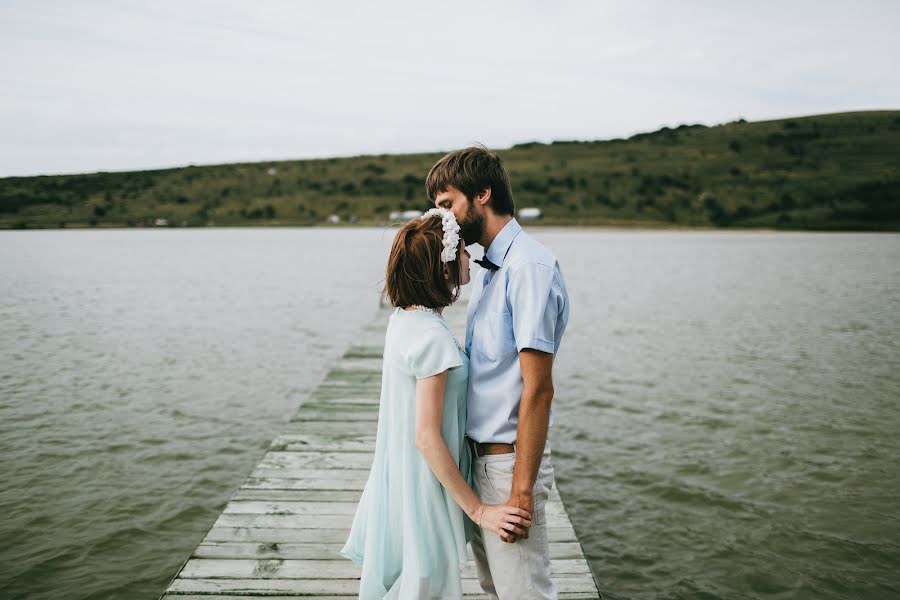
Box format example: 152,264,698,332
474,257,500,271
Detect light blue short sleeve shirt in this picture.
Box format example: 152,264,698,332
465,218,570,444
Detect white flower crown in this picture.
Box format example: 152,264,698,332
419,207,461,263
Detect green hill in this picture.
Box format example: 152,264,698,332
2,110,898,230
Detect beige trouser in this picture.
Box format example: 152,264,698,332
469,441,557,600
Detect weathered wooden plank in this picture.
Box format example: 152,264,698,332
310,387,382,398
311,381,380,389
317,380,380,388
163,595,599,600
215,509,576,530
192,542,349,560
245,471,369,485
223,498,572,520
239,477,366,491
304,396,379,405
332,357,383,370
281,415,377,426
223,501,360,515
163,596,362,600
308,394,376,403
290,410,378,422
245,468,369,480
166,578,361,595
202,526,580,544
193,541,591,560
178,557,591,579
267,434,376,453
229,489,363,503
324,367,382,379
299,401,379,411
179,558,361,579
240,479,366,492
167,575,599,595
255,451,375,471
163,596,364,600
214,514,360,529
278,421,377,436
202,527,351,544
308,386,382,398
342,345,384,359
164,594,599,600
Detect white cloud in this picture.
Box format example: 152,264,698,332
1,0,898,176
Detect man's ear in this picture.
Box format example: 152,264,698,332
475,187,492,207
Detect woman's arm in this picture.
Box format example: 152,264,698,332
414,371,531,542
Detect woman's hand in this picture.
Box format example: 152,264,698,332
474,503,532,542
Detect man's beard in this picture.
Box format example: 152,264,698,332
458,201,484,245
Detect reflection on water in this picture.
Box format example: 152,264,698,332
1,228,898,600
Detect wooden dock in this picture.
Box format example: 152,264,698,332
160,303,601,599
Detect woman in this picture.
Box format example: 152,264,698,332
340,208,532,599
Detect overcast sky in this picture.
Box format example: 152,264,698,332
1,0,898,177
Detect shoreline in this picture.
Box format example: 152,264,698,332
3,221,898,233
4,111,898,235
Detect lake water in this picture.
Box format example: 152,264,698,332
1,228,898,600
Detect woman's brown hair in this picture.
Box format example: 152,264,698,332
383,216,462,309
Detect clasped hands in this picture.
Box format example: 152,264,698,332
473,490,534,543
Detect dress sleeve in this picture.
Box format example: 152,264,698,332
406,324,463,380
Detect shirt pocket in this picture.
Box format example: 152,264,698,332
476,309,517,361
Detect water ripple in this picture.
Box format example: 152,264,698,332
3,229,899,600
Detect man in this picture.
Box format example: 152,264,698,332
426,145,570,600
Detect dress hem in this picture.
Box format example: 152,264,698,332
339,547,363,565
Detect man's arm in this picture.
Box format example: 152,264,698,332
508,347,555,540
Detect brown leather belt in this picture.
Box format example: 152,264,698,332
467,436,516,457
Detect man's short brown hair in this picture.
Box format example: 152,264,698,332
425,145,515,216
383,216,462,309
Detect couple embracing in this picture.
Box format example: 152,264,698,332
341,146,570,600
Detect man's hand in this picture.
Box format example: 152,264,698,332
477,502,532,543
506,490,534,541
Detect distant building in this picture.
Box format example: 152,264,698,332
388,209,424,222
518,207,542,220
154,218,169,227
327,214,341,224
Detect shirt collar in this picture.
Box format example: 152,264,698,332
484,218,522,267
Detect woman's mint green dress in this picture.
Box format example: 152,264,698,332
341,307,475,599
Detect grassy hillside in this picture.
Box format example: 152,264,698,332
1,111,898,230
